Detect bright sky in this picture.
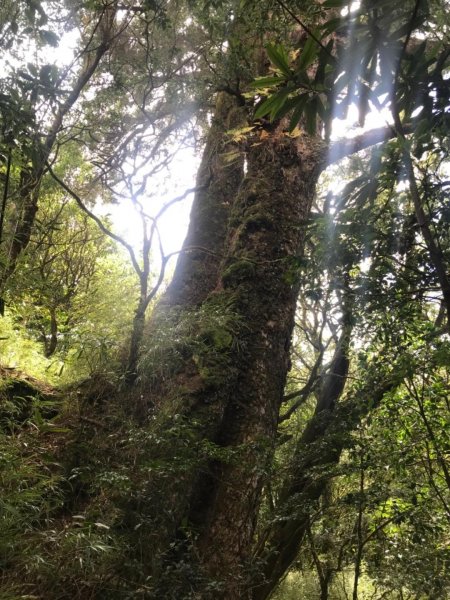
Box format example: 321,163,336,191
0,21,199,262
105,146,200,258
57,25,199,260
332,103,392,141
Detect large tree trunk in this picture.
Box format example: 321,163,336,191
96,7,415,595
253,323,352,600
142,125,323,598
132,91,246,392
191,131,323,596
134,92,246,387
44,307,59,358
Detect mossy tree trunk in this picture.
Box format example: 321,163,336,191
190,131,323,597
130,90,406,598
125,92,247,383
43,306,58,358
142,121,323,597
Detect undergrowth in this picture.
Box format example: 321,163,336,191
0,383,228,598
0,300,252,598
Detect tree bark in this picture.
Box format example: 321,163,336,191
252,358,408,600
133,92,246,392
252,312,352,600
140,96,411,599
44,307,59,358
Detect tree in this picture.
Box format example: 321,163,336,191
0,0,449,599
133,2,449,597
9,198,108,357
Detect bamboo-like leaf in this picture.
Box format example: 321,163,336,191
249,75,286,89
254,87,291,121
288,93,309,131
315,39,335,87
228,126,255,142
272,96,303,121
321,16,343,35
304,98,318,135
297,36,319,72
266,43,292,77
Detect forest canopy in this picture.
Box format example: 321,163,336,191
0,0,449,599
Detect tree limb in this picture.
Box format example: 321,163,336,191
325,122,414,166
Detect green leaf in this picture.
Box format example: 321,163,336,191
304,98,318,135
315,39,335,86
321,17,343,35
266,43,291,77
288,93,309,131
297,36,319,72
27,62,38,77
249,75,286,89
17,70,35,82
39,65,53,85
28,0,48,26
315,95,326,120
272,96,303,121
414,118,430,141
254,87,291,121
310,83,328,93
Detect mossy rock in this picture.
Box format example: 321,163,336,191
243,213,276,233
222,260,256,287
0,365,59,429
199,326,234,350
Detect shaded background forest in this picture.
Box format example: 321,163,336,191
1,0,449,598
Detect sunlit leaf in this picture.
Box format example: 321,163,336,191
254,87,291,120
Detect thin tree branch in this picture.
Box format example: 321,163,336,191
46,163,142,277
274,0,334,58
279,349,324,422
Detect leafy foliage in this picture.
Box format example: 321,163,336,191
251,0,449,137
